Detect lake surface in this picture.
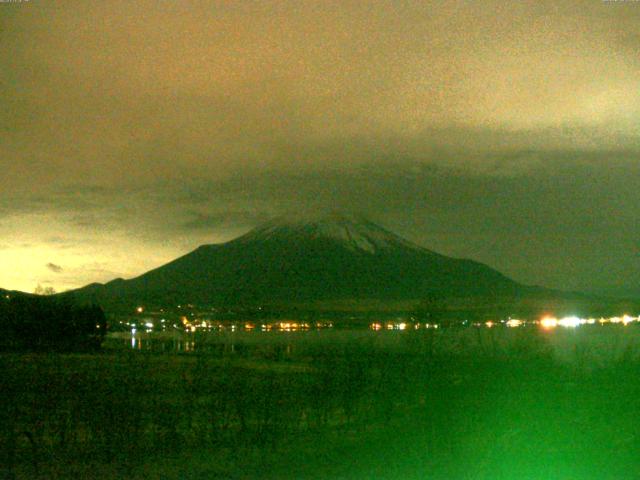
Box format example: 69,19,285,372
106,316,640,367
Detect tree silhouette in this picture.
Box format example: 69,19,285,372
0,294,106,351
34,284,56,296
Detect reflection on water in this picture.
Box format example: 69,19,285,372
107,314,640,360
119,315,640,339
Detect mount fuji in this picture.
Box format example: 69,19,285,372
68,214,537,309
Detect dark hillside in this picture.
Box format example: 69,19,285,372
67,215,538,310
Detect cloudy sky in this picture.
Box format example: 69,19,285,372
1,0,639,296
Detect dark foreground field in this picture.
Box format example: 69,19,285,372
3,328,640,479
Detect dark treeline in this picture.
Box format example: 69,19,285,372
3,331,640,478
0,293,106,352
5,332,640,479
0,338,529,479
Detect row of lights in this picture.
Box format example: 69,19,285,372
366,316,639,331
538,315,638,329
369,322,440,331
499,315,638,329
131,305,638,333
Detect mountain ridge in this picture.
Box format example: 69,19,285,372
65,215,543,310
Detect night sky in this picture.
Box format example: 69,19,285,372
1,1,639,296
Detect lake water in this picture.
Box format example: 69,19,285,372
106,317,640,368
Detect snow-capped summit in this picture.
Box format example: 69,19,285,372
236,213,426,254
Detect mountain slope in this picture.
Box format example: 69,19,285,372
68,214,536,308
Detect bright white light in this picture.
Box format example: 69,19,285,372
398,322,407,330
506,319,522,328
145,322,153,328
558,316,583,328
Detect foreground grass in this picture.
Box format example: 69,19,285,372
3,329,640,479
